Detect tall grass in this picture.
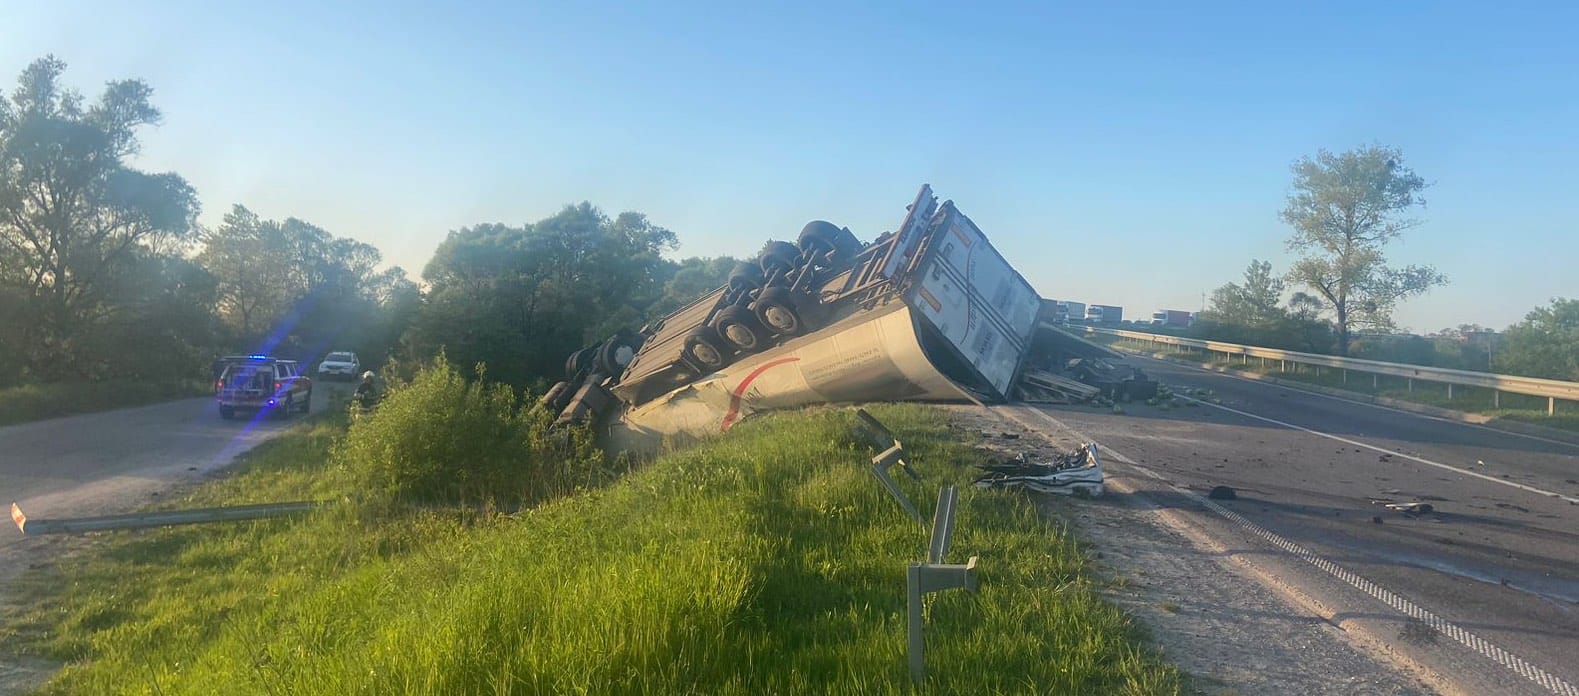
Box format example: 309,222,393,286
0,380,209,426
8,401,1180,695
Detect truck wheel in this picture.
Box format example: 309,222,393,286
712,305,768,353
565,345,598,380
797,220,840,253
753,287,806,336
727,262,764,292
757,241,801,275
682,330,728,371
277,395,294,420
798,221,860,262
595,333,641,375
219,406,235,420
301,391,312,414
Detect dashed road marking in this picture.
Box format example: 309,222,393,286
1005,404,1579,696
1176,395,1579,505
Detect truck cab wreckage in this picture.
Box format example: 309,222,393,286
542,185,1154,452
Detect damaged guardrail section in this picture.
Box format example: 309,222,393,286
1095,327,1579,415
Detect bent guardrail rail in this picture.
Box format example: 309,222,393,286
11,501,323,535
1089,327,1579,415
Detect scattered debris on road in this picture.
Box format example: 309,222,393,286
973,443,1105,497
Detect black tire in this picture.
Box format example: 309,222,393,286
277,395,294,420
712,304,769,353
727,262,765,292
565,345,599,380
219,406,235,420
595,333,641,375
753,287,806,336
757,240,801,275
682,330,728,371
301,391,312,414
797,220,842,254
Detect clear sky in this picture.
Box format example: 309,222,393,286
4,1,1575,331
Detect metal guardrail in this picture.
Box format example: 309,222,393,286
1089,327,1579,415
11,501,323,535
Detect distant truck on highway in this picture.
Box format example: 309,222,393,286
1040,300,1085,325
1085,305,1123,325
1151,310,1194,328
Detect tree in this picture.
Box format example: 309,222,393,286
1494,298,1579,381
647,256,743,319
1203,259,1286,331
1281,145,1446,355
196,205,300,337
404,203,678,388
0,56,199,378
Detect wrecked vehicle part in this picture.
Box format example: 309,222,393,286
556,185,1044,437
973,443,1105,497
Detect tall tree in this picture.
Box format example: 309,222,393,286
0,56,199,378
1281,145,1445,355
196,205,299,337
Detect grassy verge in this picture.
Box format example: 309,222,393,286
0,380,210,427
1104,337,1579,434
4,404,1180,695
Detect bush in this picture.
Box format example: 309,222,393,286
335,357,605,505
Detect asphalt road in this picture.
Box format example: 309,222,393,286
1030,354,1579,695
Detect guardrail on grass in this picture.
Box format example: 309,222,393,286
1088,327,1579,415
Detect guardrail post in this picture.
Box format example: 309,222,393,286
1494,390,1500,408
1447,383,1453,400
1551,397,1557,416
1373,373,1378,389
1342,369,1347,384
1408,378,1413,393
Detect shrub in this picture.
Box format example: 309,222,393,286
336,356,605,506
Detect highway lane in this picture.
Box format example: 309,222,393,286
1030,354,1578,695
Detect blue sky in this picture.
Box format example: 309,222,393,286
4,1,1576,331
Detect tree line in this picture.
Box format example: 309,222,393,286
0,56,745,392
1187,145,1577,381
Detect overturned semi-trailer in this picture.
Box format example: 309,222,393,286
543,185,1046,438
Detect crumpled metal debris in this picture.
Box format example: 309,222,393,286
973,443,1104,497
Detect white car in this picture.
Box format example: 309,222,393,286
317,351,361,381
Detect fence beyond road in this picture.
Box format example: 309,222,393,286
1089,327,1579,416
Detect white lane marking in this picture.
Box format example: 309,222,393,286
1174,395,1579,505
1127,351,1579,452
1011,404,1579,696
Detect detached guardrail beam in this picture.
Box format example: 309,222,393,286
1090,327,1579,414
11,501,323,536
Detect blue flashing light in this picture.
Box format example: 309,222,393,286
249,354,268,360
266,399,277,407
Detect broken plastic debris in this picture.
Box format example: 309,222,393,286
974,443,1104,497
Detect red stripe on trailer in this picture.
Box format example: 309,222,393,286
721,358,802,432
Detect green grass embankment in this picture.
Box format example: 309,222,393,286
0,380,210,426
6,402,1181,695
1104,337,1579,434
